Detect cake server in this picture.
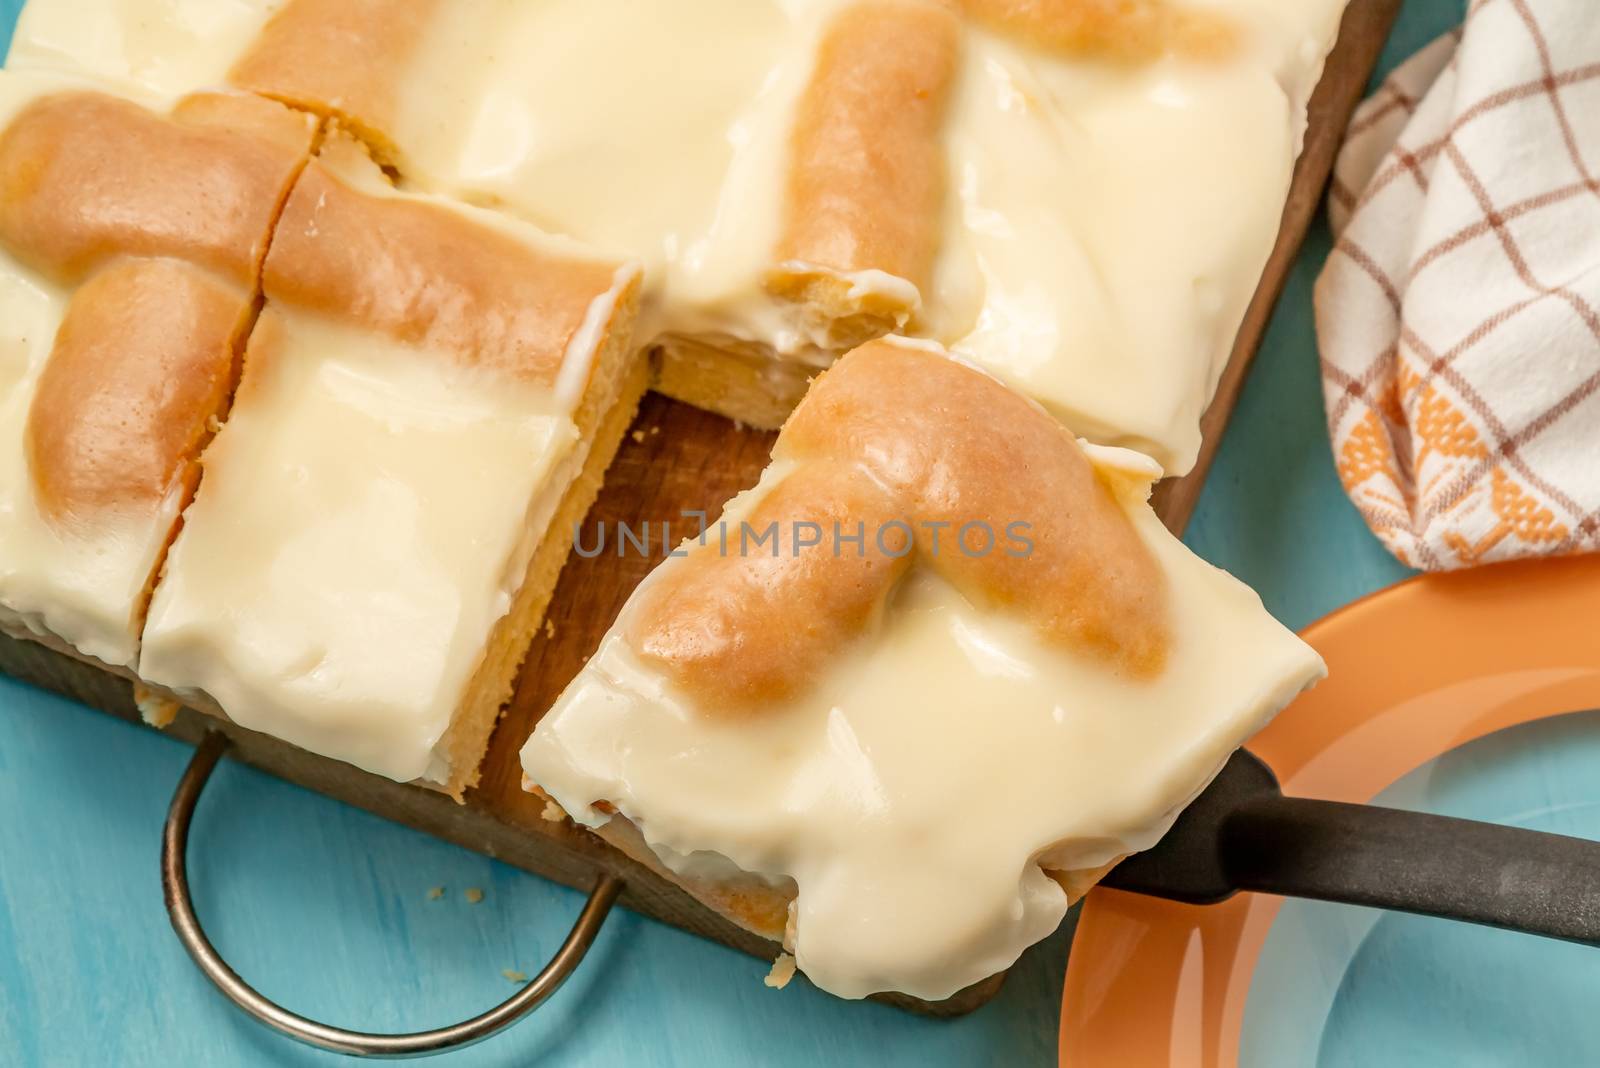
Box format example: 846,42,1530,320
1101,748,1600,945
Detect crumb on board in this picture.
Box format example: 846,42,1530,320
543,618,556,639
502,969,528,984
426,886,444,901
133,685,179,729
630,429,647,444
764,953,796,990
649,425,660,437
541,799,566,823
464,888,484,904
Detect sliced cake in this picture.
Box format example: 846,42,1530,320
137,135,645,796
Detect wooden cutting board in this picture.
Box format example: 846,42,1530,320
0,0,1399,1018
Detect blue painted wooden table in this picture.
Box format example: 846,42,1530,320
0,4,1458,1064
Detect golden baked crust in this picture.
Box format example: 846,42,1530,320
263,155,624,387
632,461,912,708
957,0,1235,61
628,338,1170,710
227,0,440,164
26,259,253,525
589,801,798,942
0,90,316,287
766,0,960,347
431,280,646,799
653,336,818,431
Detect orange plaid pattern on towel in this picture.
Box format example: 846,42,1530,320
1316,0,1600,570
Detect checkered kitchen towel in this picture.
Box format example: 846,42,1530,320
1316,0,1600,570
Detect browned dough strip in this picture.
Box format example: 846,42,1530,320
631,461,914,707
262,152,626,386
958,0,1235,62
628,338,1171,712
26,259,253,527
227,0,442,165
765,0,961,351
0,90,317,287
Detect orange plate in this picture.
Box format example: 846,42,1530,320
1059,554,1600,1066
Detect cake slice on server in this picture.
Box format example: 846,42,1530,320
520,337,1325,1001
0,69,316,668
136,135,645,797
7,0,1351,470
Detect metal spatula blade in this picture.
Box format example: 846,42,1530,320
1099,749,1600,946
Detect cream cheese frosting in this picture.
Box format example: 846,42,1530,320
137,313,579,782
521,340,1326,1000
939,3,1344,469
7,0,1350,472
7,0,282,98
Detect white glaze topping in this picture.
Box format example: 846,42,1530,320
7,0,1349,471
939,5,1343,470
0,245,165,667
7,0,283,97
522,440,1325,1000
137,311,580,783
